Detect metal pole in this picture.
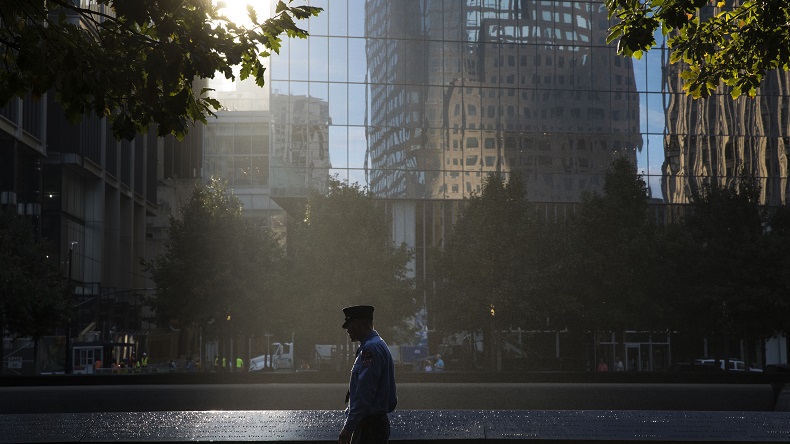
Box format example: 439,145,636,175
265,333,272,369
64,242,76,375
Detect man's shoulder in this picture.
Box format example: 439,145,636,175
362,331,384,345
360,334,391,356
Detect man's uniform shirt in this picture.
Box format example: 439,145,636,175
344,330,397,431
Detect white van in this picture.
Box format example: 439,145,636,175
694,358,762,372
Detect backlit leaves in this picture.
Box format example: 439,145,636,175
606,0,790,98
0,0,321,140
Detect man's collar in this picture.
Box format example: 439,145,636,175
360,330,379,345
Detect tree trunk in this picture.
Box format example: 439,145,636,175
486,315,498,372
0,311,4,376
33,338,39,375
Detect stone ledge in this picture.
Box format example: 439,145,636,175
3,371,788,387
2,410,789,443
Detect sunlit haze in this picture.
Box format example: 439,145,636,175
215,0,271,28
210,0,273,93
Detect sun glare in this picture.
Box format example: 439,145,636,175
209,0,273,93
216,0,271,27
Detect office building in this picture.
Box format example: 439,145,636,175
0,1,203,373
363,0,641,201
203,76,331,235
267,0,645,281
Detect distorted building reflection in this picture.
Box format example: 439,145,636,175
364,0,641,201
661,3,790,205
270,92,332,198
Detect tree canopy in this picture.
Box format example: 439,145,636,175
143,178,284,337
676,178,784,347
435,161,660,337
606,0,790,98
284,178,416,347
144,177,416,360
560,158,663,332
436,174,543,333
0,206,70,340
432,159,790,368
0,0,320,139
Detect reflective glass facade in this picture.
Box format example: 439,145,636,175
266,0,790,205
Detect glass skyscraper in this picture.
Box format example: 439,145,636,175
265,0,790,208
270,0,643,204
263,0,649,281
364,0,641,202
256,0,790,296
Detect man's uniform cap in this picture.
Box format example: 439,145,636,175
342,305,374,328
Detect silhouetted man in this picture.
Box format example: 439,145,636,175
339,305,397,444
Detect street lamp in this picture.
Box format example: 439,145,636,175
265,333,273,369
64,241,77,374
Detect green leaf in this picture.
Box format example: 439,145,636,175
607,27,624,44
0,0,323,140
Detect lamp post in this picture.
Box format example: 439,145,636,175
265,333,273,369
64,241,77,374
226,312,232,372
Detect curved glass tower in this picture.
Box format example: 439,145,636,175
364,1,640,202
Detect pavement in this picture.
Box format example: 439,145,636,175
2,376,790,442
2,409,790,443
0,382,782,413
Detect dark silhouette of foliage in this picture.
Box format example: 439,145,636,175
561,158,662,332
143,178,283,338
283,178,416,350
673,177,787,361
0,0,321,139
0,206,70,340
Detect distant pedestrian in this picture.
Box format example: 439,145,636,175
596,358,609,372
614,357,624,372
434,354,445,372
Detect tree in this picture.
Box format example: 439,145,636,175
606,0,790,98
143,178,284,340
434,174,567,369
675,176,786,362
0,206,71,340
437,174,531,331
284,178,416,355
561,158,662,332
0,206,71,374
763,205,790,335
0,0,321,139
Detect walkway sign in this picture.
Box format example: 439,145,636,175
7,356,22,369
